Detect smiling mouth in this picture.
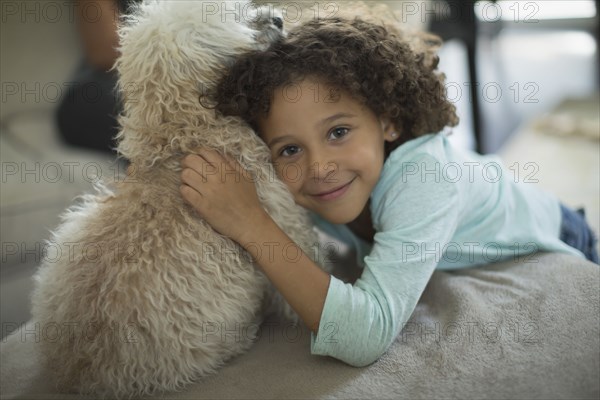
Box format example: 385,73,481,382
310,178,355,201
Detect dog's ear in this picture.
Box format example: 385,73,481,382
113,1,261,165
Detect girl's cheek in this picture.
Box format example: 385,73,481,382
274,164,302,189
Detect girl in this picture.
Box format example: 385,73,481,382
179,17,599,367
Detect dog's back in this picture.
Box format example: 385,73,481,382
31,171,271,396
30,1,321,398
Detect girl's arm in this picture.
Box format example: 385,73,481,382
237,212,331,333
180,149,330,332
180,148,460,367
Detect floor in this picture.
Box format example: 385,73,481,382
499,96,600,239
1,2,599,339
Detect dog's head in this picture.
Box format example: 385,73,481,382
115,0,284,166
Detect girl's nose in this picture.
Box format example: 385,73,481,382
307,151,339,182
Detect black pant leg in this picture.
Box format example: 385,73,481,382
55,61,121,154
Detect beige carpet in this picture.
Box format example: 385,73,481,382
1,253,598,399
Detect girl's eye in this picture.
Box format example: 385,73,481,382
280,145,301,157
329,127,349,140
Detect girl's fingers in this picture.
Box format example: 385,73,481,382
195,148,224,166
181,149,251,191
182,149,234,179
180,184,204,214
180,166,207,191
181,153,208,173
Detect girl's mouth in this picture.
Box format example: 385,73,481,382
311,178,354,201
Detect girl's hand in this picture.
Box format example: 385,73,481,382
180,149,268,244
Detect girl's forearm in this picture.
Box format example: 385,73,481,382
238,213,331,333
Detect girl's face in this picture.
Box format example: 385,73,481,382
258,77,398,225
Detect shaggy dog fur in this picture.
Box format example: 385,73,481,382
30,1,325,398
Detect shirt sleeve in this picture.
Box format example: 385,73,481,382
310,154,461,367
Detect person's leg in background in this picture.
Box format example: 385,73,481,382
55,61,121,154
55,0,139,155
559,203,599,264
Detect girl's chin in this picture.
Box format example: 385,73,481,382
311,209,360,225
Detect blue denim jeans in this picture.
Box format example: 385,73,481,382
559,204,599,264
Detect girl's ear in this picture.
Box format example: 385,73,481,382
381,119,400,142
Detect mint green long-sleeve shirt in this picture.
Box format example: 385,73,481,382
309,133,583,367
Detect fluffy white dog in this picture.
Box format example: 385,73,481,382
30,1,324,397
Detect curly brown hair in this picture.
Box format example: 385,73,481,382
213,16,459,158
